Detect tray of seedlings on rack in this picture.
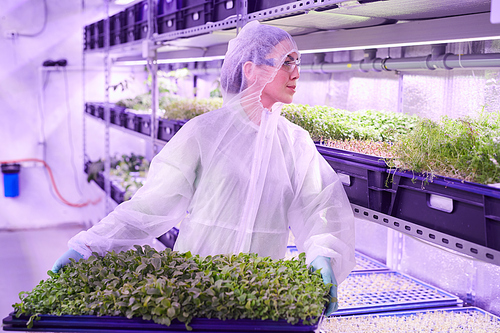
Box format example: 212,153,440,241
3,249,327,332
2,313,322,332
335,270,462,316
321,306,500,332
352,252,389,273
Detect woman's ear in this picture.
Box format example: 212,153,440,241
243,61,256,83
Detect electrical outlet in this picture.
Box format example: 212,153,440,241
4,30,18,39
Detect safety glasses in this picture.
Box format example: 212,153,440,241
281,55,300,73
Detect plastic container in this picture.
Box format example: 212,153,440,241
178,0,213,30
2,164,21,197
135,21,150,40
386,169,500,252
110,183,125,204
134,1,149,24
157,118,186,142
248,0,299,13
136,114,152,136
157,0,180,34
124,110,139,131
110,105,126,125
95,19,105,49
212,0,238,22
125,5,137,27
316,145,391,213
157,227,179,249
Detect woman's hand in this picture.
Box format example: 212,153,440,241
51,249,83,273
310,255,338,316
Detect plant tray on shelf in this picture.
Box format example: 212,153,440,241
322,307,500,332
2,313,321,332
352,252,389,273
335,270,462,316
316,144,500,260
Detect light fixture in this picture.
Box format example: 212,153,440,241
299,36,500,55
114,55,225,66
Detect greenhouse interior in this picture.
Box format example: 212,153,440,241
1,0,500,332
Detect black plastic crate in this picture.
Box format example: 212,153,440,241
134,0,149,24
123,110,139,131
135,21,150,40
125,5,137,27
158,0,180,16
96,104,105,120
124,26,137,42
213,0,238,22
110,183,125,204
178,0,213,30
157,118,186,142
248,0,299,13
110,30,126,46
316,145,391,213
157,12,178,33
84,25,94,50
95,19,104,35
386,169,500,252
110,12,126,33
136,114,152,136
157,0,180,34
84,102,94,115
110,105,126,125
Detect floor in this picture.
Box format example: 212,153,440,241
0,224,86,325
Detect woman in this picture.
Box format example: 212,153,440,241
52,21,356,315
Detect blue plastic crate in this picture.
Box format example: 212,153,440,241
335,271,462,316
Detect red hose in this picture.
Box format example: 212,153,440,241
1,158,102,207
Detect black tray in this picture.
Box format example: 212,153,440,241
2,312,321,332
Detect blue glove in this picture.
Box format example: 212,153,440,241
311,256,338,316
51,249,83,273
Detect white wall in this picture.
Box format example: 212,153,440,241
0,0,146,230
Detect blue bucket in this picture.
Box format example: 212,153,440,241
2,163,21,197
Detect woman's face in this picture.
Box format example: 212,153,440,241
260,41,300,110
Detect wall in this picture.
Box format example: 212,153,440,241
0,0,146,230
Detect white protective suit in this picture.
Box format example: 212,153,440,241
69,21,356,283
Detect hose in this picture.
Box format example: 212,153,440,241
1,158,102,208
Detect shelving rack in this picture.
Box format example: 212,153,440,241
83,0,500,263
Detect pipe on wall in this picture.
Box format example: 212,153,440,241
303,44,500,73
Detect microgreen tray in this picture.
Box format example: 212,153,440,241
322,307,500,332
352,252,389,273
335,271,462,316
2,312,321,332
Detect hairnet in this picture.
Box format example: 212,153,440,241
221,20,295,96
69,21,356,284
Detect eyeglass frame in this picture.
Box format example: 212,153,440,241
281,54,300,73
